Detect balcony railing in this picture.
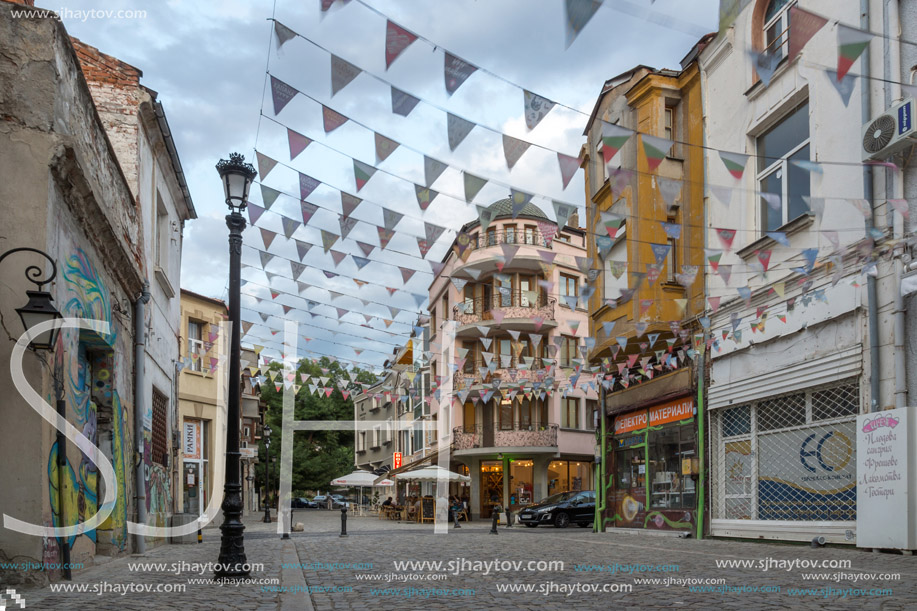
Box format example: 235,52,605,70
455,360,554,387
452,423,559,451
453,292,556,326
467,228,551,251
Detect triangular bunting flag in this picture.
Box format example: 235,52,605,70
382,207,403,230
322,105,349,133
260,227,277,249
374,132,400,163
294,239,312,261
503,134,531,170
447,113,476,151
287,128,312,160
463,172,487,202
444,52,477,95
301,201,318,225
247,203,265,225
299,172,321,200
557,152,581,190
330,54,362,96
385,20,418,68
641,133,673,171
788,6,828,62
341,192,361,218
256,151,278,180
424,156,448,187
353,159,377,191
719,151,749,179
837,24,873,81
269,76,298,115
281,216,301,239
273,20,297,49
414,184,438,211
391,86,420,117
321,229,339,252
523,89,556,130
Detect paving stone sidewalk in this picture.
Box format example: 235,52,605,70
11,509,917,610
15,513,288,611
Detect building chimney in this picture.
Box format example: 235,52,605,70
567,211,580,229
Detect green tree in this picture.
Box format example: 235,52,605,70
255,357,377,500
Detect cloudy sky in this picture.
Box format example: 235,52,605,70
55,0,718,369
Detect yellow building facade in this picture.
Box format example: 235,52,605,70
176,290,228,520
582,39,711,535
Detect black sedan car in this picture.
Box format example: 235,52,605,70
291,497,317,508
517,490,595,528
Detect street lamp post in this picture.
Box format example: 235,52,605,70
214,153,257,579
262,424,272,523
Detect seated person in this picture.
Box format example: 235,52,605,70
407,496,418,516
381,496,393,507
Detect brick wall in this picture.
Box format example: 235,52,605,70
70,38,144,198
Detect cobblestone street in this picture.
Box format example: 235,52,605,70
15,510,917,610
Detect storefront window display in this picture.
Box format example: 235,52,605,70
548,460,592,496
508,459,533,509
480,460,503,518
608,396,697,531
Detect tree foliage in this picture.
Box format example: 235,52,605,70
254,356,377,499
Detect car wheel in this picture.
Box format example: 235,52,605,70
525,523,538,528
554,512,570,528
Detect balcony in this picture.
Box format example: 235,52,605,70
452,423,559,451
467,228,552,251
453,291,556,327
454,360,555,389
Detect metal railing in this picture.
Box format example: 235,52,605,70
467,228,551,250
452,423,559,451
453,293,555,325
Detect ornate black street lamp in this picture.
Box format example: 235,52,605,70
0,248,62,350
214,153,257,579
262,424,272,523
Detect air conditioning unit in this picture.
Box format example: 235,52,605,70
862,98,916,160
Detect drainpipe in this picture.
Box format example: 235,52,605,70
863,0,881,413
133,282,151,554
885,0,908,409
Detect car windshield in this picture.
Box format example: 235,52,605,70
539,492,577,505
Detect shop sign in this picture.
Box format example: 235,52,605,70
614,397,694,434
649,397,694,426
758,421,856,521
183,421,201,460
393,452,402,469
614,411,647,434
856,407,910,549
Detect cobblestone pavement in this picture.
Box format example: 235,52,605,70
11,510,917,610
16,513,284,611
291,511,916,611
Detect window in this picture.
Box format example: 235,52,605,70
549,460,591,495
486,227,497,246
648,424,696,509
519,400,533,429
151,387,169,466
764,0,793,60
664,107,674,141
519,275,535,307
757,102,810,233
505,225,516,244
358,431,367,452
561,397,580,429
665,238,677,283
555,233,570,244
464,283,476,315
587,399,599,430
440,295,448,329
155,192,169,269
462,340,477,374
243,426,251,440
594,139,606,192
187,320,204,372
372,425,381,448
559,273,578,299
497,338,513,368
559,336,577,367
524,225,537,245
463,401,476,433
496,276,512,308
499,399,514,430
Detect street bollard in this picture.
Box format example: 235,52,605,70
489,506,500,535
197,528,202,544
506,508,514,528
282,506,292,540
340,506,348,537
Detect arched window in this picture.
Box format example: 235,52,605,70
763,0,793,59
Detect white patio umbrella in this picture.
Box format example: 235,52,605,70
396,465,470,482
331,471,395,509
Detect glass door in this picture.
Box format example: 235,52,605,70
480,460,503,518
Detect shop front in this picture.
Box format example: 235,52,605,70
609,396,698,532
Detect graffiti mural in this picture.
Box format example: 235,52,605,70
47,249,129,552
